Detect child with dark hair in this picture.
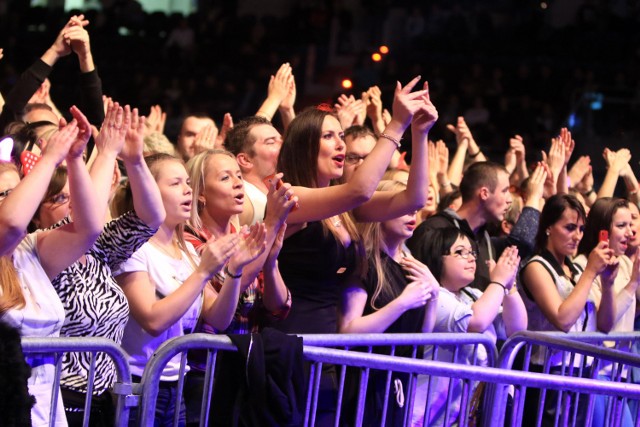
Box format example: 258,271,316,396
413,226,525,426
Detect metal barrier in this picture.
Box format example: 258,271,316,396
135,332,496,427
487,331,640,427
21,337,134,427
300,333,498,427
134,332,640,427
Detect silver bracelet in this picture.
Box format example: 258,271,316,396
380,132,402,149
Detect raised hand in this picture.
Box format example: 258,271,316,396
64,22,91,57
540,161,556,199
145,105,166,135
545,136,565,181
586,240,616,276
268,63,293,104
335,94,365,128
67,106,92,159
446,116,475,148
279,71,297,112
435,140,449,176
264,173,298,230
401,255,438,286
568,156,591,190
390,76,429,131
490,246,520,290
411,81,438,135
558,127,575,167
42,119,79,165
613,148,632,172
48,14,89,59
198,233,241,279
95,101,128,156
525,162,547,208
214,113,233,149
228,223,267,273
505,135,526,174
122,107,146,162
382,108,392,127
193,124,218,154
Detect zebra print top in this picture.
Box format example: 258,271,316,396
50,212,157,395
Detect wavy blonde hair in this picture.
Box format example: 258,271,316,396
358,180,408,310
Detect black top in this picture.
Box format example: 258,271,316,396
362,251,425,338
272,221,356,334
0,59,104,158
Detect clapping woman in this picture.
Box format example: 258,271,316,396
0,108,103,427
114,153,267,426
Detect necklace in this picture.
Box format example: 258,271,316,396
150,237,182,259
332,216,342,228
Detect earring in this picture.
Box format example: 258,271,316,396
545,230,550,236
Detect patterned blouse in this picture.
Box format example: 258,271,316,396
50,212,157,395
183,224,290,335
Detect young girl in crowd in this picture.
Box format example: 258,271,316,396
0,108,103,427
412,226,525,426
114,153,267,426
339,179,440,426
42,104,166,425
574,197,637,427
519,194,618,425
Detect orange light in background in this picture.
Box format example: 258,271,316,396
341,79,353,89
371,53,382,62
379,45,389,54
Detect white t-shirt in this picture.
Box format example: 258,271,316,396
3,233,67,427
114,241,202,381
413,286,500,427
243,180,267,225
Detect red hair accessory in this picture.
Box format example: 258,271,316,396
20,151,41,176
315,103,334,112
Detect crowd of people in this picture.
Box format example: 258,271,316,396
0,10,639,427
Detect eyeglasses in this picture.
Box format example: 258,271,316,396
345,153,367,164
44,192,70,207
0,188,13,201
446,248,478,259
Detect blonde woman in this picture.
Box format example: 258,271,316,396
114,153,266,426
339,180,439,425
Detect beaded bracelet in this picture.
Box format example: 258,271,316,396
380,132,402,149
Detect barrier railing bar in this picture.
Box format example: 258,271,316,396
82,351,97,427
199,349,217,427
21,337,134,427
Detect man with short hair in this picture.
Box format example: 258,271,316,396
407,161,539,290
176,114,217,161
224,116,283,225
342,125,377,182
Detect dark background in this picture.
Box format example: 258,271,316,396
1,0,639,190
